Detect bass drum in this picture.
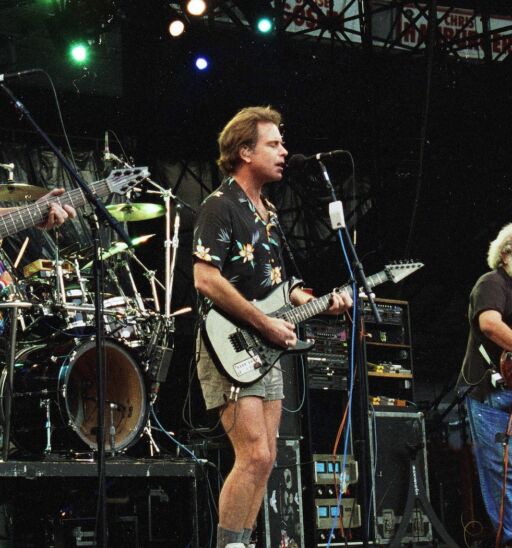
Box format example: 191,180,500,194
0,338,147,455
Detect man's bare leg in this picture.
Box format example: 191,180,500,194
218,397,279,532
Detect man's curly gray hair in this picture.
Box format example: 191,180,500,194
487,223,512,269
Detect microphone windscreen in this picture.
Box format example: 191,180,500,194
287,154,307,171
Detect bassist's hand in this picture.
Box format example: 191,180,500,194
260,317,297,349
37,188,77,230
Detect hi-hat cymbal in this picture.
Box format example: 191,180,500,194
106,203,165,222
82,234,155,269
0,183,47,201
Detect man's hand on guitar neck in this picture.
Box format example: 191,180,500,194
36,188,77,230
0,188,77,230
290,286,353,315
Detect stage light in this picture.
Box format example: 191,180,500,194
169,18,185,37
256,17,273,33
195,56,208,70
187,0,206,16
69,42,89,64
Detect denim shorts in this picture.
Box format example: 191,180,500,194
466,391,512,542
196,334,284,410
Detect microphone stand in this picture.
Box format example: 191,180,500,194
317,158,380,547
0,83,132,548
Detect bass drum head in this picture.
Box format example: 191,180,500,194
1,338,147,455
64,338,147,452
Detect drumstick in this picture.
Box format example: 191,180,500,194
14,237,30,269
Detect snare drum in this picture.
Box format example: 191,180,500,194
0,338,147,455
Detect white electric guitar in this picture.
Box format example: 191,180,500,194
202,261,424,386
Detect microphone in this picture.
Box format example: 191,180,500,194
288,150,347,170
104,130,110,161
0,69,41,82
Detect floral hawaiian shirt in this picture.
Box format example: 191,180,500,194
193,177,286,309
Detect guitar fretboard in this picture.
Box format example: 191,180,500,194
279,269,391,325
0,180,110,239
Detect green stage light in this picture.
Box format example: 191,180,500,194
256,17,273,33
69,43,89,64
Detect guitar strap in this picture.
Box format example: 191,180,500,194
478,344,506,389
273,216,304,281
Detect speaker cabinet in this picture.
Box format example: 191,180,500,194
369,409,433,544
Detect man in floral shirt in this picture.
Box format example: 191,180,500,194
193,106,352,548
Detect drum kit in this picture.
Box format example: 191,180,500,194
0,170,189,460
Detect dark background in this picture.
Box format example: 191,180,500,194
0,1,511,543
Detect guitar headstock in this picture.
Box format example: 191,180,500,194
105,167,149,195
384,260,424,283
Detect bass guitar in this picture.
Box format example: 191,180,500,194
0,167,149,239
202,261,424,386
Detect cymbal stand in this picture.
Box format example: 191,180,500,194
143,182,195,319
103,153,196,317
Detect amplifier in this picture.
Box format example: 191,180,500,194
302,319,349,357
302,318,349,391
363,302,404,325
369,409,432,544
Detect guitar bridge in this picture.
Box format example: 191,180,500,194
229,330,258,352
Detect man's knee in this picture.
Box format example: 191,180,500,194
238,446,274,479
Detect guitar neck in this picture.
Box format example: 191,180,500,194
0,180,109,239
280,269,390,325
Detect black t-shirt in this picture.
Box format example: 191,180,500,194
458,268,512,400
192,177,287,311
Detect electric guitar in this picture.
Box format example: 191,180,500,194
499,351,512,388
202,261,424,386
0,167,149,239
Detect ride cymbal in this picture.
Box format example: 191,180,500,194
106,203,165,222
0,183,47,201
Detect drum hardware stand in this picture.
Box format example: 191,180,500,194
0,162,14,181
1,82,134,548
41,398,52,454
0,301,32,462
73,258,91,304
0,244,29,331
127,250,165,313
106,265,127,298
143,402,161,457
143,184,195,319
108,402,117,457
121,258,146,314
388,443,458,548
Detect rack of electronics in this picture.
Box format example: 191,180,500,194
295,298,433,547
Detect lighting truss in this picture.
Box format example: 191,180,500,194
204,0,512,63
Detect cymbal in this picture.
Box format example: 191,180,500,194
0,183,47,201
82,234,155,269
106,203,165,222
